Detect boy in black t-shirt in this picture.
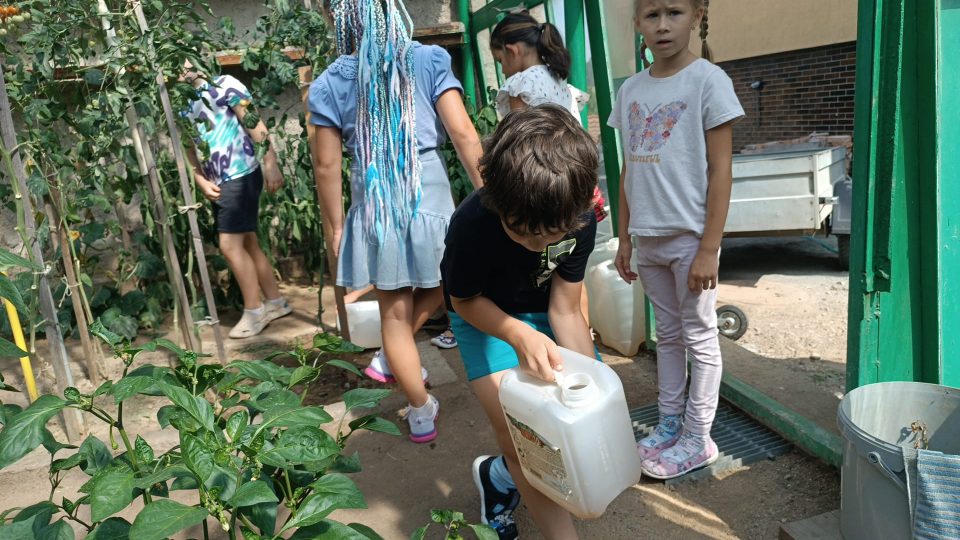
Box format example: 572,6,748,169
440,104,598,539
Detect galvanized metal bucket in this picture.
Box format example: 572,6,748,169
837,382,960,540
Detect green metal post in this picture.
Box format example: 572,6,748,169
564,0,588,127
472,0,547,31
458,0,477,110
585,0,621,229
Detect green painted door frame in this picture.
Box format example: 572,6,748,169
847,0,959,390
938,1,960,388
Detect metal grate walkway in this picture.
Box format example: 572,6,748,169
631,402,793,484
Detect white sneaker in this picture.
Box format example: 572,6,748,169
229,308,268,338
265,297,293,322
363,350,428,384
406,394,439,443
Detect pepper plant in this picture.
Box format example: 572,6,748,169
0,321,402,539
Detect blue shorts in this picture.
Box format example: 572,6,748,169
450,312,554,381
451,312,601,381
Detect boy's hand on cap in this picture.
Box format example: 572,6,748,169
514,327,563,382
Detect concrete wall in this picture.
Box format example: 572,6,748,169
605,0,857,68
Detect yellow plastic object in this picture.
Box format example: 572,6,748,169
1,276,37,402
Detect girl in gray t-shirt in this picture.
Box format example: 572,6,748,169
609,0,744,481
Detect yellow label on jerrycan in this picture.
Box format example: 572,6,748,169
498,348,643,518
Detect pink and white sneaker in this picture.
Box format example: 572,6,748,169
637,414,683,461
363,350,428,384
405,394,440,443
641,432,719,480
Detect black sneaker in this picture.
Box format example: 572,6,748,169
472,455,520,540
422,313,450,331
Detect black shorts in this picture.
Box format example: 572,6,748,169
213,168,263,233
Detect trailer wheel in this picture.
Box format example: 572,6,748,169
837,234,850,270
717,305,748,341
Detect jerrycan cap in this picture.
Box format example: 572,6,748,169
555,371,599,408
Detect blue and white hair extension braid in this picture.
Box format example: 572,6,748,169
331,0,421,244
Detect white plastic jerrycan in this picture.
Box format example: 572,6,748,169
584,243,646,356
498,348,643,518
337,301,382,349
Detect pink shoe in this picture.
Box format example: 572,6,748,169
406,395,439,443
642,432,719,480
637,414,683,461
363,350,428,384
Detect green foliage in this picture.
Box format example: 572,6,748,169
0,330,397,539
0,0,338,343
238,3,336,277
411,510,498,540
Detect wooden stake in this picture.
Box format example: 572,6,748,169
129,1,227,365
96,0,199,353
126,113,200,353
0,63,84,441
43,196,104,383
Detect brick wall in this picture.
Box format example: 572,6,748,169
717,41,857,151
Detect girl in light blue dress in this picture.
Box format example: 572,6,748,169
309,0,483,443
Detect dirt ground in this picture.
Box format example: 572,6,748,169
0,235,848,539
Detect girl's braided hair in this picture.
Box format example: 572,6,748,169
327,0,421,244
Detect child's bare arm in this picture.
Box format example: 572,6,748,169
547,276,595,358
508,96,528,111
232,102,284,193
614,162,637,283
436,90,484,189
310,126,344,258
451,295,564,382
689,122,734,292
185,143,220,201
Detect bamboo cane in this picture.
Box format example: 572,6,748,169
0,63,84,441
96,0,200,353
128,1,227,366
43,196,104,383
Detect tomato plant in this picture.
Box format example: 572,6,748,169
0,1,337,343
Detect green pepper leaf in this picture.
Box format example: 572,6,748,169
128,500,208,540
0,395,66,468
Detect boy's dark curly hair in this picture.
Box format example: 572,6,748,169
479,104,598,235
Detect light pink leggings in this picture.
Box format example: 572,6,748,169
635,233,722,437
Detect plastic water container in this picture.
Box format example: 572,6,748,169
498,348,643,518
584,240,646,356
338,301,382,350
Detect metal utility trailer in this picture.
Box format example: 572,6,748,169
712,146,851,338
727,146,852,265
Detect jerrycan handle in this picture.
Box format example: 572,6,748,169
555,371,599,408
